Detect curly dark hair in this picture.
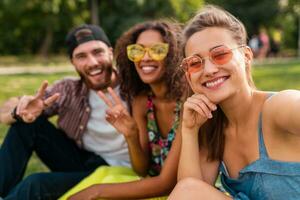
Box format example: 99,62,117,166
115,20,185,106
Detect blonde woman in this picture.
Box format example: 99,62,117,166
169,5,300,200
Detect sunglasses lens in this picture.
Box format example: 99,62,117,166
183,45,239,74
183,55,203,74
210,47,232,65
149,43,169,61
127,44,145,62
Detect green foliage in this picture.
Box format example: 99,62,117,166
277,0,300,50
98,0,204,46
0,0,205,55
207,0,299,51
207,0,280,36
0,0,89,55
170,0,204,22
0,0,298,55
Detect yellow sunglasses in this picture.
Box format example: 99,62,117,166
127,43,169,62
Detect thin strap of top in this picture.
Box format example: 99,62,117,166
258,112,268,159
146,94,181,134
258,92,276,159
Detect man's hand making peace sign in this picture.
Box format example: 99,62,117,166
16,81,60,123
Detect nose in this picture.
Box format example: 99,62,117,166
87,54,98,66
203,58,219,76
141,50,151,61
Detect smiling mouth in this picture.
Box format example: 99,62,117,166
141,65,157,74
203,76,229,89
87,68,103,76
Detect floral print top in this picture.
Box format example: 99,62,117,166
147,95,181,176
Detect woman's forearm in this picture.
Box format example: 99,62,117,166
125,132,150,176
177,126,202,180
88,176,174,200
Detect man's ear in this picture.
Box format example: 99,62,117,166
108,47,113,59
70,57,76,67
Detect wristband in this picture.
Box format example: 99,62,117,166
11,106,23,122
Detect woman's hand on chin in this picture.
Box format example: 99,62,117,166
182,93,217,131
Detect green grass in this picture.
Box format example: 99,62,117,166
253,61,300,90
0,73,77,104
0,59,300,177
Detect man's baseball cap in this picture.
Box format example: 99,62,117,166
66,24,112,58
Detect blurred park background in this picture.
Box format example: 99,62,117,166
0,0,300,176
0,0,299,59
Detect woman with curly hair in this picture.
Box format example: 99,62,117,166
60,20,186,200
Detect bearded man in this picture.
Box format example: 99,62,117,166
0,24,130,200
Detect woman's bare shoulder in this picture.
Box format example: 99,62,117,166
131,94,148,116
262,90,300,129
263,90,300,112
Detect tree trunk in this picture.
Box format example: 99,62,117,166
38,26,53,59
91,0,99,25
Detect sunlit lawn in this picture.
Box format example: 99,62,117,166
0,59,300,177
253,60,300,90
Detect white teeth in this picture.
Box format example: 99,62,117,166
89,68,103,76
141,66,156,74
205,77,226,88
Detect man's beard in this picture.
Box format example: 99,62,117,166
78,61,113,91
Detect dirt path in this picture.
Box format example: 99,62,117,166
0,65,74,75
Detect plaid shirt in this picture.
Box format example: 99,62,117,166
43,77,92,147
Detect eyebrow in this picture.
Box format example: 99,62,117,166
73,52,86,58
209,45,224,51
92,47,105,52
135,43,164,47
193,45,225,57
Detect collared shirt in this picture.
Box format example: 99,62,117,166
43,77,91,147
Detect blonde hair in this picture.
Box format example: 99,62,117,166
183,5,247,48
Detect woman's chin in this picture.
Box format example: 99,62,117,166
205,93,227,105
